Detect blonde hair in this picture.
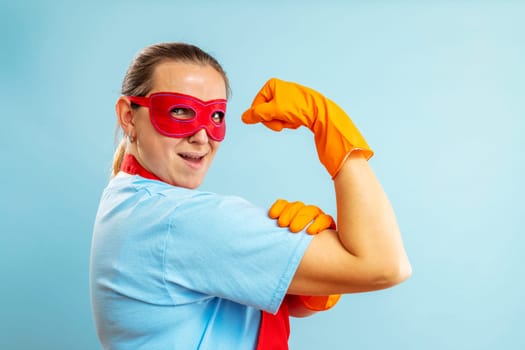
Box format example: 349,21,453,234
111,42,230,176
112,139,127,176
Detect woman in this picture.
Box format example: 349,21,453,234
90,42,411,349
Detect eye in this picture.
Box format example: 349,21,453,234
170,107,195,120
211,111,225,124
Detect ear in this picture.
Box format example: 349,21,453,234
116,96,136,137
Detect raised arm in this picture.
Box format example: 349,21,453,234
290,151,411,295
242,78,411,296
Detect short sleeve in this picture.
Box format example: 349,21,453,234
163,192,313,314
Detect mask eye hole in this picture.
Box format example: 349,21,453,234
211,111,225,124
170,107,195,120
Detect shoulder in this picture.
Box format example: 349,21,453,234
106,173,256,217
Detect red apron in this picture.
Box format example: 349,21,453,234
256,302,290,350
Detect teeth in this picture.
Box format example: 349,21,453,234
180,153,203,160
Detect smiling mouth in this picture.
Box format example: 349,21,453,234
179,152,206,164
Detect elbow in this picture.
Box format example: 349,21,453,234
389,260,412,286
363,255,412,291
378,256,412,289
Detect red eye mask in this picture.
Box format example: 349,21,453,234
127,92,227,141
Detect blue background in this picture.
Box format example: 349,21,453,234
1,0,523,349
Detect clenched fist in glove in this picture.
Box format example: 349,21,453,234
242,78,373,178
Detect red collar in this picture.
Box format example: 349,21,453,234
120,154,163,182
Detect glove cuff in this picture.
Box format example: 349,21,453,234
299,294,342,311
312,99,373,178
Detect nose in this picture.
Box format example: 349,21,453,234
188,128,209,144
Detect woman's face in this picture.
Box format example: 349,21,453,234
131,61,227,189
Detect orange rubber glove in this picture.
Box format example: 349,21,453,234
242,78,373,178
269,198,341,312
269,198,335,234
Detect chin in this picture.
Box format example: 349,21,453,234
184,183,201,190
176,177,204,190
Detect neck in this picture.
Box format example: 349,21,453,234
120,154,163,182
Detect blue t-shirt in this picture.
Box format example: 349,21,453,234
90,173,313,349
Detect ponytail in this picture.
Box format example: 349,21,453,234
112,138,127,177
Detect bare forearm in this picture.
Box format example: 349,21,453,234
334,152,411,285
